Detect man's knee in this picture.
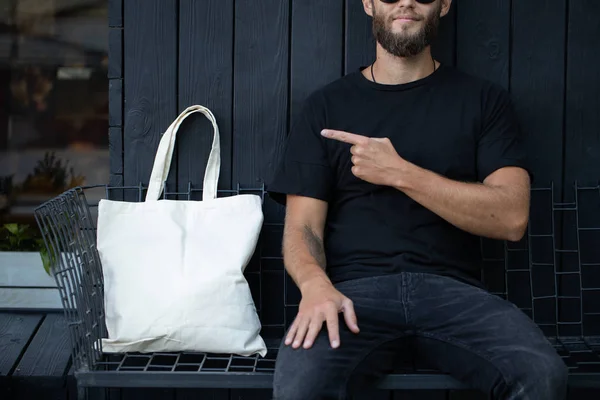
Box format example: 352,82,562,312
273,373,331,400
273,344,342,400
509,352,568,400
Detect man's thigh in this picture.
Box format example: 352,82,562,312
273,275,409,400
411,273,568,399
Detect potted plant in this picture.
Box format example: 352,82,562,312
19,152,85,195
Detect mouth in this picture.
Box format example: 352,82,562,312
393,15,421,22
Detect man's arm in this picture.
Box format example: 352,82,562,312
394,164,530,241
282,195,330,291
282,195,359,350
321,129,530,242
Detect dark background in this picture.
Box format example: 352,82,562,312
107,0,600,399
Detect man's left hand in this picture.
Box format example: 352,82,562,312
321,129,407,187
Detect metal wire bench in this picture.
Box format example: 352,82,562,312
34,183,600,398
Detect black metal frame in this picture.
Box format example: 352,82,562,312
34,182,600,398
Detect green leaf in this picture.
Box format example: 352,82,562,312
4,223,20,235
2,224,43,251
40,248,52,275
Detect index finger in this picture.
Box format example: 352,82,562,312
321,129,368,145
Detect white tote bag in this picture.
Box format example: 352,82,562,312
97,105,267,357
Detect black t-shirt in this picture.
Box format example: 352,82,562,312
267,65,530,288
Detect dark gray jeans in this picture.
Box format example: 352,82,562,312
273,272,568,400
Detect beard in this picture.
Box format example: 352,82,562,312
372,4,441,58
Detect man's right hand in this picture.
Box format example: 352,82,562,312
285,278,360,350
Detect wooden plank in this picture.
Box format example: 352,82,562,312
10,314,71,399
290,0,343,126
0,313,43,375
511,0,567,332
432,0,456,66
232,0,289,188
0,289,62,310
563,0,600,340
108,29,123,80
233,0,289,346
108,174,125,201
123,0,177,189
177,0,233,195
13,314,70,377
564,0,600,188
275,0,343,226
109,79,123,127
106,0,121,207
109,174,124,188
456,0,510,88
511,0,566,188
109,127,123,175
345,0,375,74
109,0,123,27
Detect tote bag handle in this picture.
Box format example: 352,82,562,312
146,105,220,202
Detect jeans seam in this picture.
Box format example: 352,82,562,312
415,330,517,392
401,274,411,325
339,334,409,400
406,273,424,326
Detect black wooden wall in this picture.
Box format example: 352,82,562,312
107,0,600,399
109,0,600,201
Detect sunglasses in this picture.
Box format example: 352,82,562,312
380,0,437,4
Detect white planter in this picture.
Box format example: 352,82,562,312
0,251,63,310
0,251,52,285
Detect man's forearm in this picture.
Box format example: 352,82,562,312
282,225,331,292
394,163,529,241
319,129,529,241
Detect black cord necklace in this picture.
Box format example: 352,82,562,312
370,54,437,84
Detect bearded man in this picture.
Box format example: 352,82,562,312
267,0,569,399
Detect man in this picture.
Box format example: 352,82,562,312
266,0,568,399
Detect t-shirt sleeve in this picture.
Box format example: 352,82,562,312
476,84,533,183
267,94,334,205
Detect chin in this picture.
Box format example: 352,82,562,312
390,22,418,33
390,28,416,39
